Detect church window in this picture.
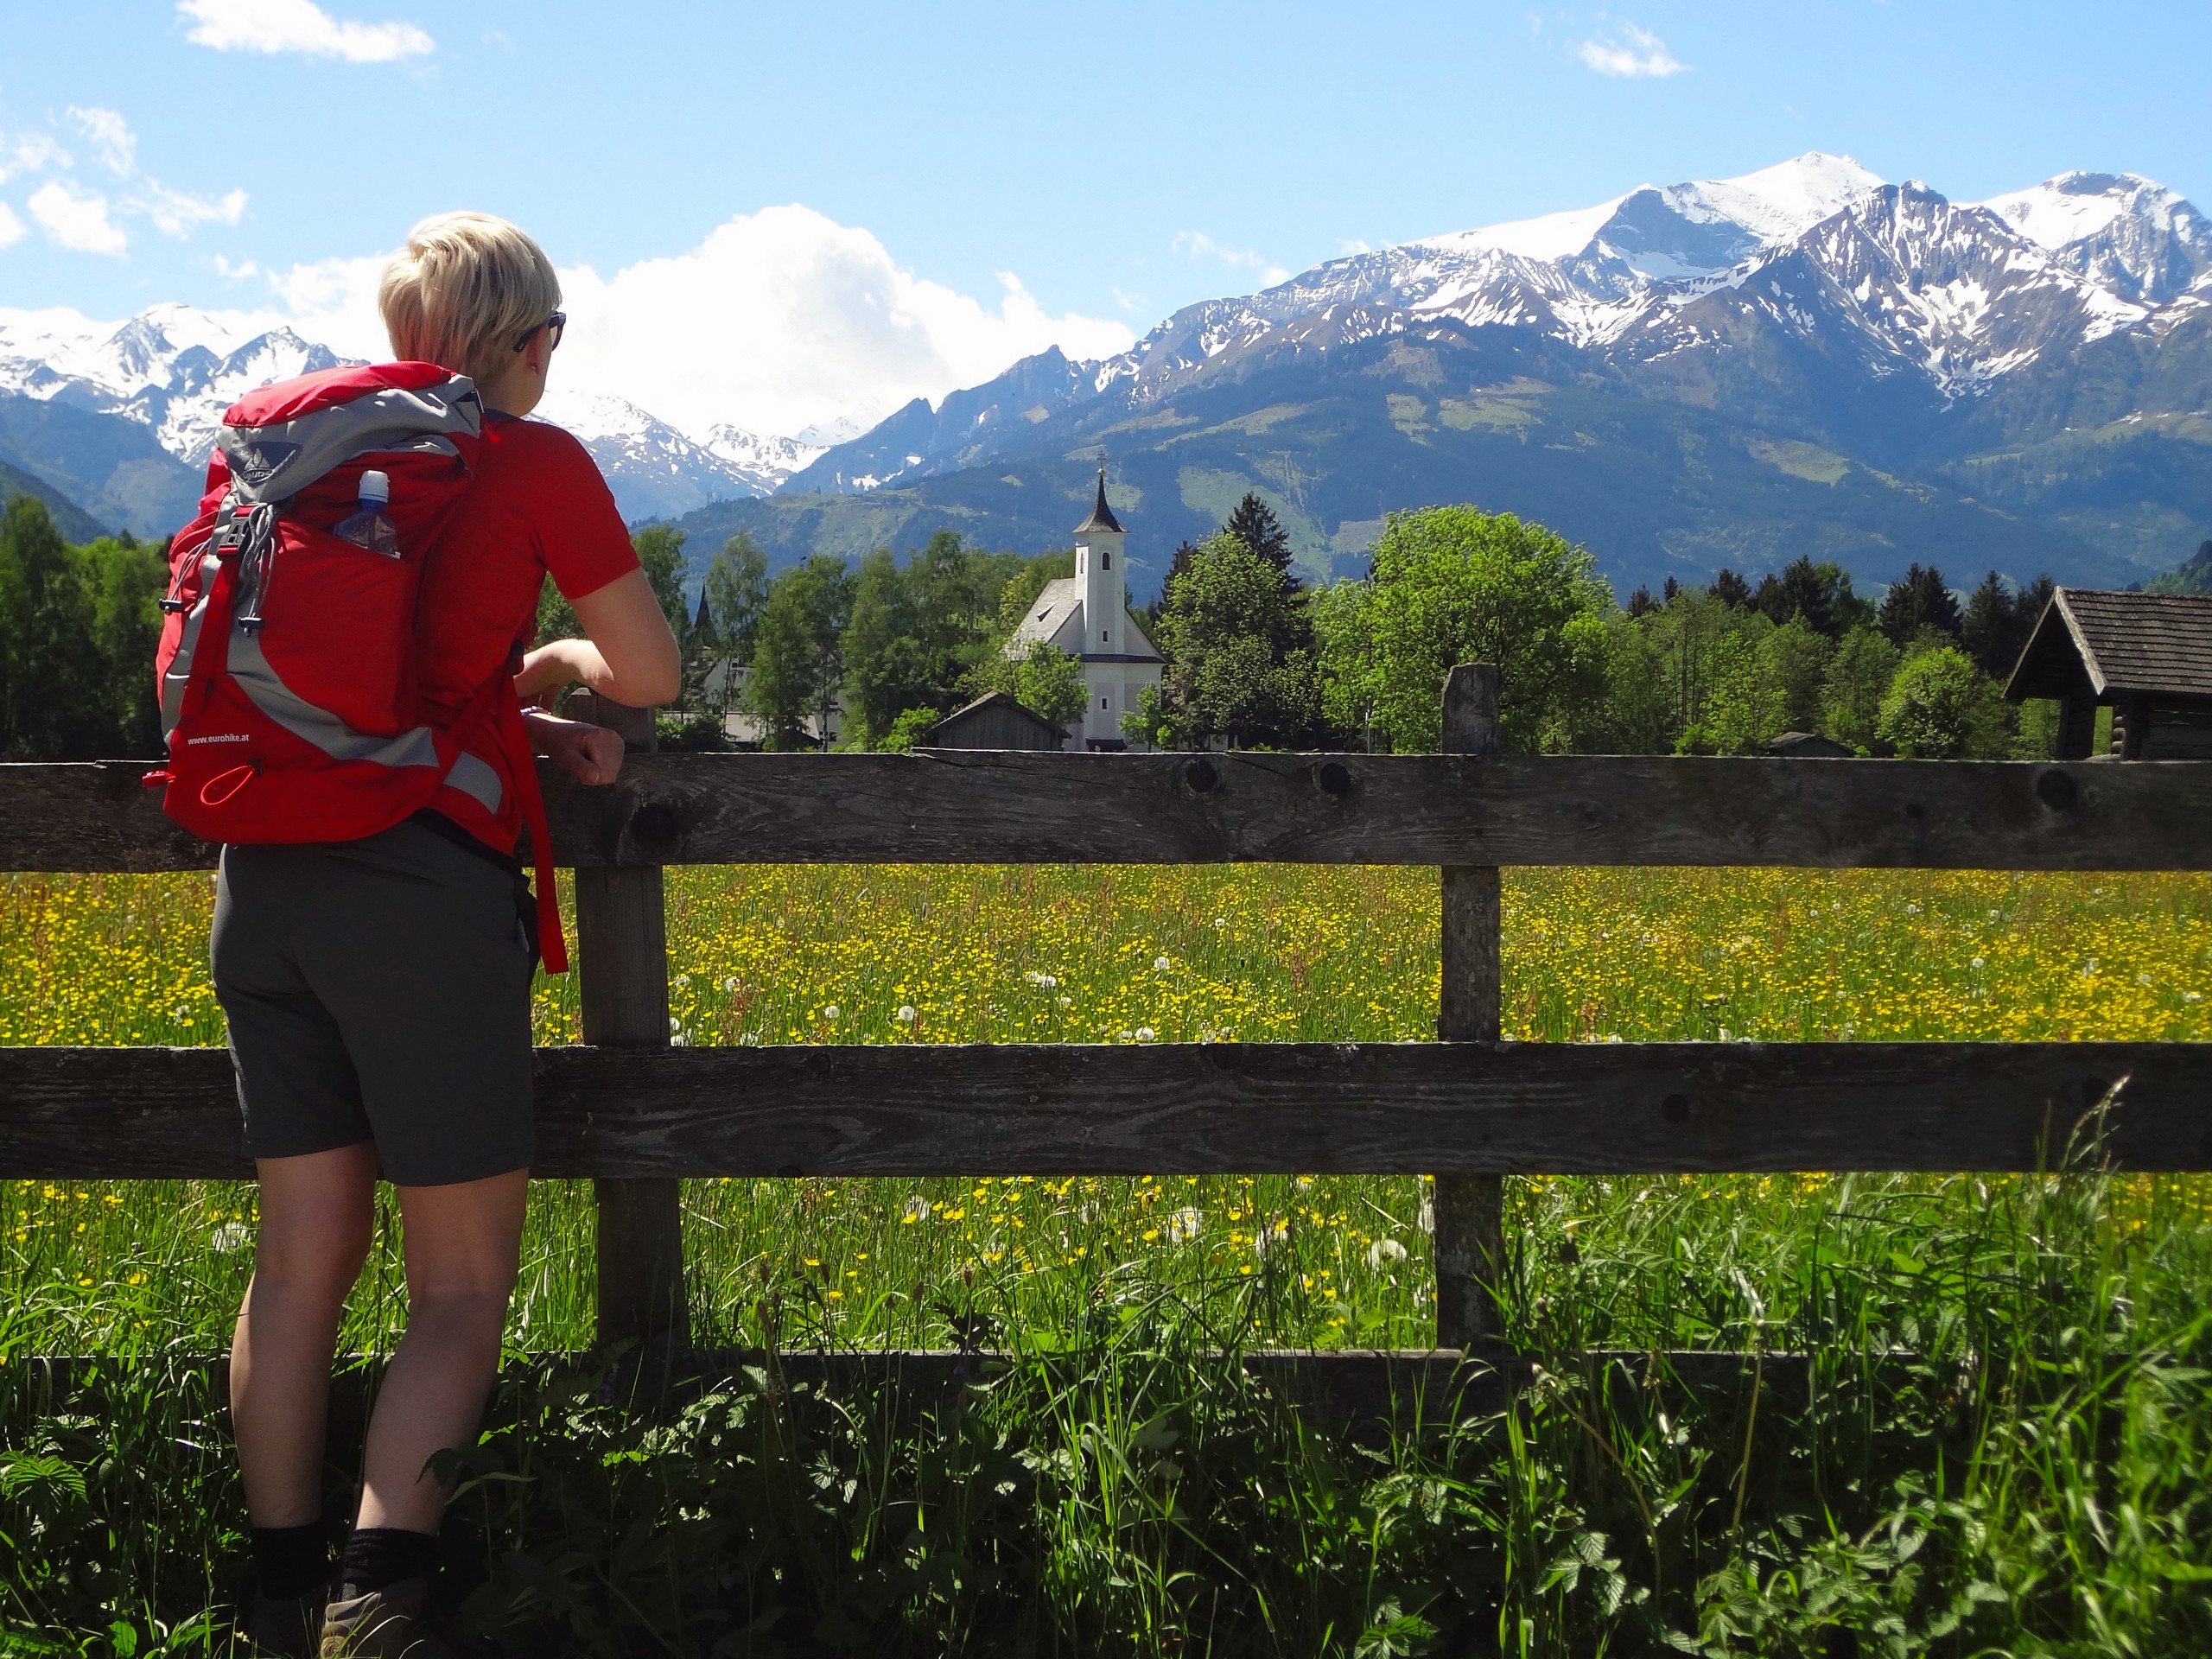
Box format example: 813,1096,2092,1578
1101,552,1109,569
1101,696,1109,710
1103,629,1109,643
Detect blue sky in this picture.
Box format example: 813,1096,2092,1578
4,1,2209,436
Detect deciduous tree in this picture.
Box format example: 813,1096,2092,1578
1877,645,2012,759
1318,506,1607,753
743,554,853,749
1147,532,1319,749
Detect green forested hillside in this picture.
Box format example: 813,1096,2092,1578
0,455,107,543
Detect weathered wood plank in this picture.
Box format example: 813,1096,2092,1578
7,753,2212,873
1435,664,1506,1346
569,694,689,1355
3,1041,2204,1180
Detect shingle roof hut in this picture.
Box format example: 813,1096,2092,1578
2005,588,2212,759
925,691,1069,751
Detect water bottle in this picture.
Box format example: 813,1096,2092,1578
332,470,399,556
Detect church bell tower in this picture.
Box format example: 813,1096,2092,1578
1074,467,1126,658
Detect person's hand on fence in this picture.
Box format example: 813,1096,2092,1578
523,709,625,785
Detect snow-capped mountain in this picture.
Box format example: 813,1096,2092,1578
531,390,823,519
1976,171,2212,304
0,302,823,529
0,302,342,464
787,153,2212,498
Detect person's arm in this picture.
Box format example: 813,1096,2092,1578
515,568,681,709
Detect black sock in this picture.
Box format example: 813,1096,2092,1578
251,1522,333,1603
335,1526,441,1600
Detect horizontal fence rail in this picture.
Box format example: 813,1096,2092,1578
6,751,2212,873
4,1040,2207,1182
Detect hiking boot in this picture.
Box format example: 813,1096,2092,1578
243,1588,327,1657
318,1579,457,1658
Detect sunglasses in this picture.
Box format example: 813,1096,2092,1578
515,310,567,353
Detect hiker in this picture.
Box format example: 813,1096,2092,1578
209,213,680,1656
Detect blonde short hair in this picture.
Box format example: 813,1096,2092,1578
378,211,561,387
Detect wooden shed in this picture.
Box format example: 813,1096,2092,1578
925,691,1069,752
2005,588,2212,759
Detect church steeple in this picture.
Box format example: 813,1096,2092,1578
1074,467,1123,535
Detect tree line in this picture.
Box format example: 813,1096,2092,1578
0,496,168,760
1128,496,2061,760
543,524,1093,752
0,483,2074,764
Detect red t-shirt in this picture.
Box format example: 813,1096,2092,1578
417,413,639,853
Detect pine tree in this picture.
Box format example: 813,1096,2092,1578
1712,569,1752,608
1224,493,1297,588
1878,563,1961,646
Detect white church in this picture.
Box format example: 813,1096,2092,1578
1008,469,1165,750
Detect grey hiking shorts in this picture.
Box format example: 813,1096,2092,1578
211,816,537,1185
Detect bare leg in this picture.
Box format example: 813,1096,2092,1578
232,1142,379,1526
354,1170,527,1534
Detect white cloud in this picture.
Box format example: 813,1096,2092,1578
549,205,1135,436
177,0,434,62
263,251,390,357
248,206,1135,437
1576,22,1687,78
67,107,136,175
1173,230,1290,286
0,203,22,249
135,180,249,236
0,131,70,184
29,181,128,256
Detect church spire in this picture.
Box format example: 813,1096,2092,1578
1074,466,1124,535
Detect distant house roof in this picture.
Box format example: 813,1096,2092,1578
1764,731,1854,757
1074,467,1124,535
2005,588,2212,702
926,690,1067,751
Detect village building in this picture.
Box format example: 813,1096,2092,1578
2005,588,2212,760
1007,470,1166,750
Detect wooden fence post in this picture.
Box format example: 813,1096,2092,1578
567,692,689,1355
1433,664,1506,1349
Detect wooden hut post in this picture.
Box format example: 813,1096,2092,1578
1433,664,1507,1349
568,693,689,1355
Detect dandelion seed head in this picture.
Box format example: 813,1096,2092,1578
1366,1237,1408,1270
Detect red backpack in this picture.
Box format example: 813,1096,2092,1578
151,361,569,972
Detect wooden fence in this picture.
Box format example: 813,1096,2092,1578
4,665,2211,1355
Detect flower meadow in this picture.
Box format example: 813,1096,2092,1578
3,863,2211,1655
1,863,2208,1355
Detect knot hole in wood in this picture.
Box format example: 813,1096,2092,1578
626,801,683,859
1314,760,1355,797
2035,769,2079,811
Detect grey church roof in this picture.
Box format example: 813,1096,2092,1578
1074,467,1124,535
2006,588,2212,702
1011,576,1083,649
1007,575,1165,663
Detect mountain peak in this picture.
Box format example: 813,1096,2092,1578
1975,169,2212,303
